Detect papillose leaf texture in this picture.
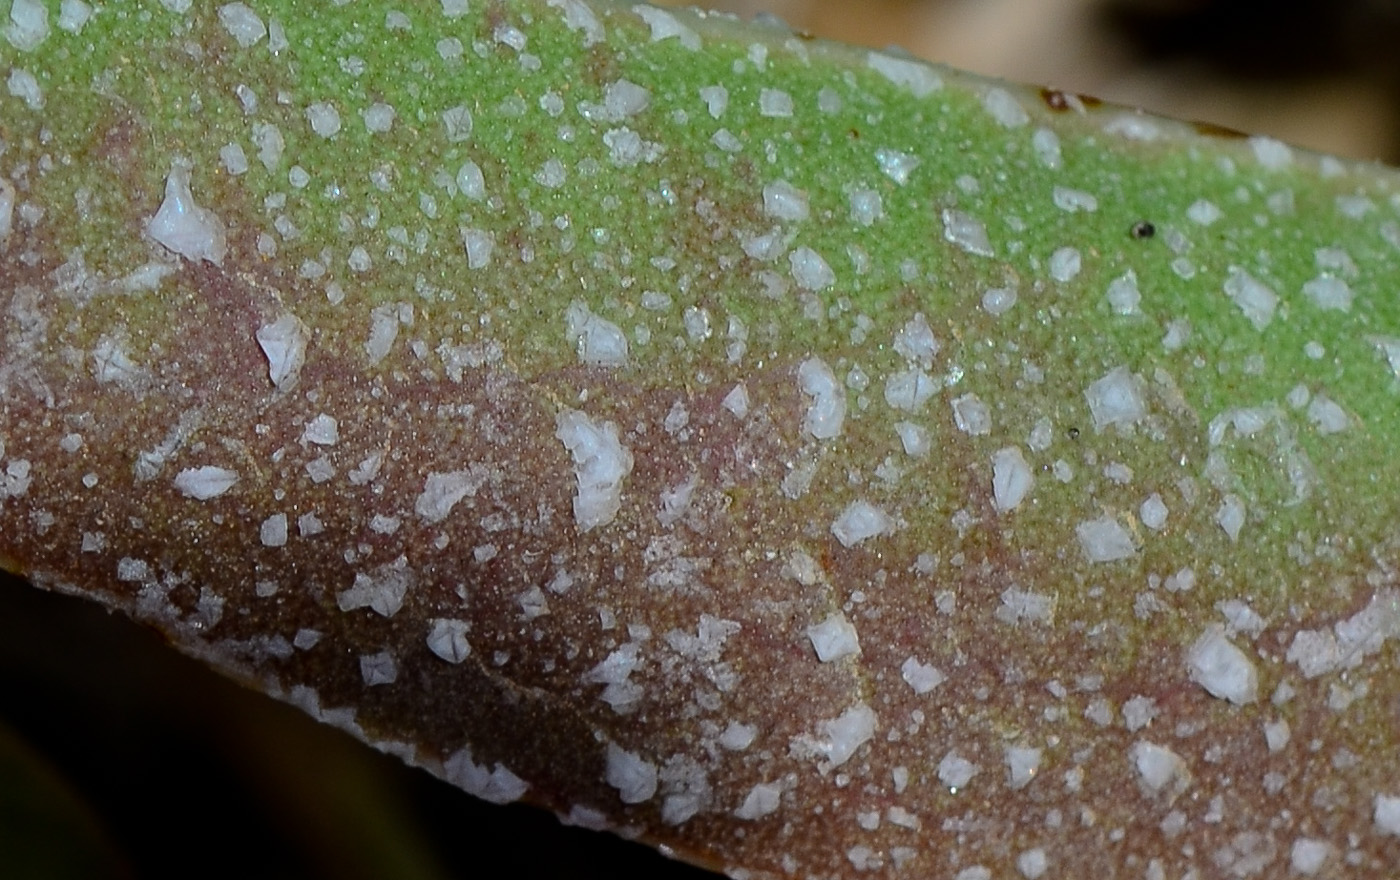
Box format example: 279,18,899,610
3,1,1400,876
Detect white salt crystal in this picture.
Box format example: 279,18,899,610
174,466,238,500
798,357,845,439
1076,516,1136,562
147,160,227,264
255,312,309,390
831,500,893,548
605,743,657,803
218,3,266,47
807,613,860,662
1085,367,1145,431
555,409,632,531
427,618,471,663
992,446,1033,512
1187,625,1258,704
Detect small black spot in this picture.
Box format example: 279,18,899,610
1040,88,1072,112
1130,221,1156,240
1068,427,1081,440
1039,88,1104,112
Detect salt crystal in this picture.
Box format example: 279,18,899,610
633,5,700,49
1216,494,1246,541
556,409,632,531
996,588,1053,625
721,384,750,418
7,68,42,109
259,513,288,547
1107,271,1141,315
759,87,793,117
982,87,1027,127
981,287,1017,315
992,446,1033,512
943,209,992,257
1224,268,1278,330
1286,629,1340,678
893,313,939,363
443,747,530,805
605,743,658,803
147,160,227,264
895,421,931,457
1250,135,1293,170
1140,493,1168,530
735,783,782,819
1372,794,1400,836
807,613,860,662
564,301,628,366
1032,128,1062,169
1187,625,1258,704
0,178,14,241
1052,186,1098,213
457,161,486,200
831,500,893,548
305,102,341,137
1076,515,1136,562
951,393,991,435
699,84,727,118
255,313,309,390
416,470,484,523
867,51,941,97
1303,276,1352,312
1307,396,1349,434
219,143,248,175
461,227,494,268
763,180,809,221
546,0,603,45
901,657,944,694
442,104,473,142
360,651,397,685
174,465,238,500
819,703,877,767
58,0,91,34
362,102,395,132
1132,740,1186,792
218,3,266,47
1049,246,1081,282
1289,838,1331,875
875,147,920,185
938,750,977,788
1004,746,1041,789
884,368,935,411
1017,848,1048,879
535,158,566,188
798,357,845,439
5,0,49,50
369,514,403,534
604,78,649,118
337,556,413,618
849,189,883,226
1187,199,1222,225
364,305,399,365
719,721,757,751
789,246,834,291
1085,367,1145,431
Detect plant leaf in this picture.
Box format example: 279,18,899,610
3,1,1400,877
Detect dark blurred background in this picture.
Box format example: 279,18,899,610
5,1,1399,878
0,571,718,879
670,0,1400,163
